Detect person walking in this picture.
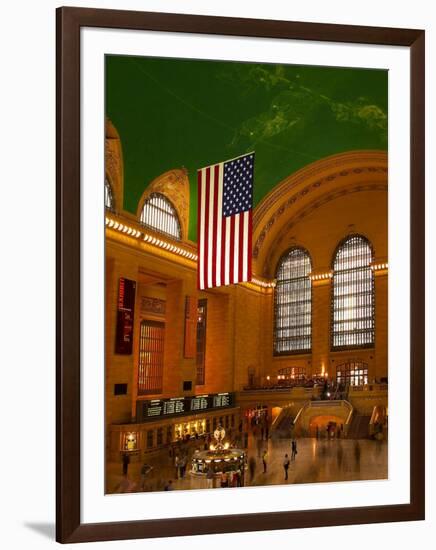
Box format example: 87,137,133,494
291,439,298,461
283,453,290,480
220,471,228,488
256,436,263,458
336,442,344,470
248,456,256,483
122,452,130,476
174,454,180,479
179,454,187,479
140,462,152,490
164,480,174,491
206,467,214,489
354,440,361,473
262,449,268,473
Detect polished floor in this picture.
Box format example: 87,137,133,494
106,434,388,494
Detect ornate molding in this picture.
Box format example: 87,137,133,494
140,297,166,316
254,166,387,259
105,118,124,212
253,150,387,228
262,182,387,277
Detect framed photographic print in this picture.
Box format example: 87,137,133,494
56,7,425,543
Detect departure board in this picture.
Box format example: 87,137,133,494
136,392,234,422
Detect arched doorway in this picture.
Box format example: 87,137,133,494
308,414,345,438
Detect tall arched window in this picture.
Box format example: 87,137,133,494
332,235,375,349
274,248,312,354
139,192,181,240
105,177,114,211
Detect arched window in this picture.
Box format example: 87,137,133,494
274,248,312,354
105,177,114,211
332,235,374,349
139,192,181,240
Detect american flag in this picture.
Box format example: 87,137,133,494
197,152,255,290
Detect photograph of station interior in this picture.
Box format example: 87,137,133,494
104,57,388,477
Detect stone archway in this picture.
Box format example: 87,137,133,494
251,150,388,277
136,168,191,242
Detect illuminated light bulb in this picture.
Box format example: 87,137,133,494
108,220,114,228
113,222,119,230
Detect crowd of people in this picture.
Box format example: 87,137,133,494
114,407,383,493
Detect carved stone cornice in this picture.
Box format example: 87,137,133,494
262,182,387,277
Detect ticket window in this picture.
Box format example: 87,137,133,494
190,419,206,436
175,424,183,441
146,430,154,449
122,431,138,452
157,427,163,446
225,415,230,429
175,422,190,440
213,418,217,431
206,419,211,433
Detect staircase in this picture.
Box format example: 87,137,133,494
271,407,296,438
347,414,371,439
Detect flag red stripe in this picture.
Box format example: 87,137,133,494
212,164,220,288
247,210,253,280
203,167,210,290
197,170,202,290
221,215,226,286
229,215,235,285
238,212,245,282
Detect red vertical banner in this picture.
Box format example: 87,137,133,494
115,277,136,354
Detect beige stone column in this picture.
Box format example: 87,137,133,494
163,278,198,397
203,290,232,393
105,250,139,426
311,274,332,378
374,268,388,381
261,290,274,382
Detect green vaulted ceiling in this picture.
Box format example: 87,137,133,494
106,56,388,241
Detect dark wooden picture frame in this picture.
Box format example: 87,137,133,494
56,6,425,543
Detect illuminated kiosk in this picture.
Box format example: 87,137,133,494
190,425,246,488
